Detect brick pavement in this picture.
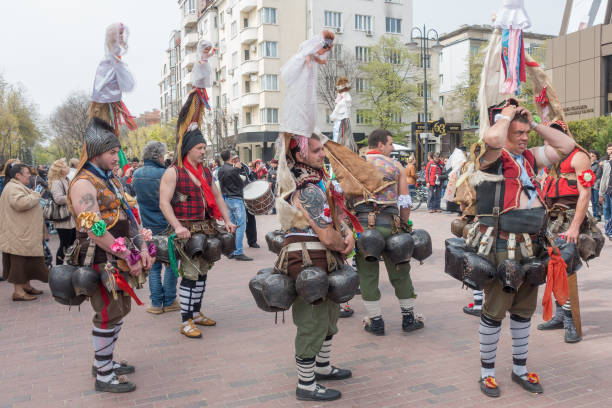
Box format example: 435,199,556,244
1,209,611,408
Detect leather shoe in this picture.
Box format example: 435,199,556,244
249,243,260,248
511,372,543,394
92,361,135,377
24,287,43,295
233,254,253,261
296,384,341,401
12,292,36,301
463,305,481,317
95,376,136,393
315,366,352,381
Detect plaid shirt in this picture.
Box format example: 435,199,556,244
172,165,213,220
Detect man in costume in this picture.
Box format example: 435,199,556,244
353,129,420,336
329,77,357,152
537,120,599,343
425,152,443,213
473,103,574,397
282,133,354,402
159,97,236,339
68,118,152,393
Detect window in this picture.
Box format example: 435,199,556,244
244,49,250,61
355,46,371,62
439,74,443,85
439,95,444,108
260,7,277,24
330,44,342,60
385,17,401,34
355,78,370,93
439,51,443,64
243,18,249,28
220,11,224,26
420,54,431,68
245,111,252,125
232,51,238,68
214,16,218,28
392,112,402,123
324,11,342,28
356,110,370,124
261,74,279,91
260,41,278,57
222,93,227,106
418,112,432,122
244,80,251,93
261,108,279,124
470,45,480,57
183,0,196,16
417,83,432,98
231,21,237,37
354,15,372,31
384,49,401,64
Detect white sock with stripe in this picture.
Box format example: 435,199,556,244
93,327,116,383
314,335,333,375
479,314,501,379
363,300,382,319
473,290,483,311
296,356,316,391
179,278,196,322
510,314,531,378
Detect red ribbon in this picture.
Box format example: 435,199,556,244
113,271,143,305
111,101,138,131
330,188,364,233
542,247,569,321
525,60,540,67
535,86,549,107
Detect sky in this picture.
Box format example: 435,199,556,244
0,0,565,125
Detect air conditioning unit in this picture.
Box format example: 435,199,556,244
335,27,343,34
366,30,373,36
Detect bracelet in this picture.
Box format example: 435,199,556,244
530,121,539,130
498,115,512,122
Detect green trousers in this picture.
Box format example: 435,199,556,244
356,225,416,302
292,297,339,359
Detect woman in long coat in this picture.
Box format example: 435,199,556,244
0,163,48,301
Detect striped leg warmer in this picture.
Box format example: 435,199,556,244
179,278,197,323
479,314,501,379
510,314,531,377
473,290,484,311
93,327,116,383
296,356,316,391
315,335,333,375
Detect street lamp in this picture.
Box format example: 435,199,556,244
409,25,440,166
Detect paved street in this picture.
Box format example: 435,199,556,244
1,209,611,408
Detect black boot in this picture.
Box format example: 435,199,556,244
402,311,424,332
537,302,563,330
564,313,582,343
364,316,385,336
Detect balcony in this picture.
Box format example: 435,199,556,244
239,27,258,45
184,53,196,69
184,32,198,47
182,13,197,28
241,59,258,75
239,0,257,13
242,92,259,107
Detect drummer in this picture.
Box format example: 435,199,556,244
217,150,253,261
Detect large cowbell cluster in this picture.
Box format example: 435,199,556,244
357,228,432,265
49,265,101,306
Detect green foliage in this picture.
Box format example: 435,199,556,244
122,120,177,158
359,36,421,141
567,116,611,151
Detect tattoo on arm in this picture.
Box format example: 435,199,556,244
79,193,96,211
299,185,329,228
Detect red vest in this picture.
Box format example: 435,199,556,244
476,149,544,215
543,147,580,200
172,166,213,220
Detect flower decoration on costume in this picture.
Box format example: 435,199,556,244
141,228,152,242
127,249,141,266
111,237,127,253
578,169,596,188
77,211,101,231
147,242,157,257
526,373,539,384
91,220,107,237
321,205,332,223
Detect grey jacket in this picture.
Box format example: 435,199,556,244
600,161,611,195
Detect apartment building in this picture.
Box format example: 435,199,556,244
161,0,427,160
438,25,550,136
159,29,183,123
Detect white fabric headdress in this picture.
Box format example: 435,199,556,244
91,22,135,103
192,39,215,89
494,0,531,30
279,34,327,137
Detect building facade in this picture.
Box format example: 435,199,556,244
161,0,426,161
439,25,550,137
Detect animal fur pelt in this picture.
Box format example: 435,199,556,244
275,133,309,231
525,53,565,124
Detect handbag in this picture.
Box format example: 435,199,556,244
43,180,71,221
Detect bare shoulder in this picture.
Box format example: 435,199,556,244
162,167,177,183
70,179,98,213
572,150,591,170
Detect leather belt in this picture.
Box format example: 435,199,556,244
478,224,536,242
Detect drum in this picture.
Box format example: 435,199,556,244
243,180,274,215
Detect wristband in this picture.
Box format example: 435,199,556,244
498,115,512,122
530,121,538,130
398,194,412,209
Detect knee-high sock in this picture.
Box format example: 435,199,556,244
93,327,116,383
510,314,531,377
296,356,316,391
562,299,573,326
473,290,484,311
192,275,207,314
179,278,197,322
112,320,123,369
363,300,382,319
480,314,501,379
399,298,415,315
315,335,333,375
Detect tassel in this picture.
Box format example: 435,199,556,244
542,247,569,321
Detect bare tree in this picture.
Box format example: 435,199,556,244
317,50,360,111
48,91,90,159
